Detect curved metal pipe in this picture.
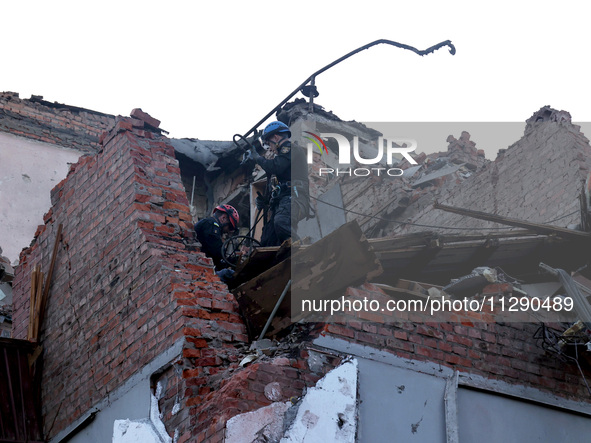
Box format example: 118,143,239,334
241,39,456,140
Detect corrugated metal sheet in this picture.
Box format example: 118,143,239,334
0,338,43,443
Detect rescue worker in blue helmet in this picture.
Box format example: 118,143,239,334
246,121,310,246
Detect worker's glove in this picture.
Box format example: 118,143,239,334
255,193,268,210
248,147,262,162
242,149,255,163
251,136,263,150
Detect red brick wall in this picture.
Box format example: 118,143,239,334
0,92,115,153
322,283,591,401
177,347,336,443
396,118,591,235
11,119,248,440
11,101,589,440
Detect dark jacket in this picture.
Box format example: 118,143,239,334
195,217,227,269
255,140,309,202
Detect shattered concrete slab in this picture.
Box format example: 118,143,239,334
169,138,238,173
281,358,358,443
412,162,464,188
112,419,168,443
225,401,292,443
225,358,358,443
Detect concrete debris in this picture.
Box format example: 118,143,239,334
225,401,292,443
130,108,161,129
0,250,13,284
525,105,572,134
169,138,238,173
227,358,358,443
281,358,358,443
443,267,499,298
239,354,259,367
7,92,591,443
411,162,464,188
397,106,589,236
0,250,14,316
278,99,381,139
264,382,283,402
112,419,168,443
250,338,275,351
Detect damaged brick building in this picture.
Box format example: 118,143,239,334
3,91,591,442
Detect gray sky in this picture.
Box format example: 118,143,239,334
4,1,591,157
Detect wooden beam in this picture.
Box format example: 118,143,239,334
397,238,443,281
434,201,591,239
28,266,39,341
232,221,382,338
368,230,546,254
291,221,382,312
454,237,500,276
30,268,43,342
232,258,292,340
29,224,62,342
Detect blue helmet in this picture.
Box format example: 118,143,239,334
261,121,291,142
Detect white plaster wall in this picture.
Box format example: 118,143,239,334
315,336,591,443
0,132,82,264
281,358,358,443
226,359,358,443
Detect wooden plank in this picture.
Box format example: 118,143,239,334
375,235,556,261
434,201,591,239
231,243,291,290
291,221,382,320
28,266,39,341
233,258,292,340
232,221,382,338
28,224,62,342
368,231,437,251
367,230,543,252
32,270,43,342
40,224,62,323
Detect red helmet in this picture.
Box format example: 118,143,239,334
213,204,239,230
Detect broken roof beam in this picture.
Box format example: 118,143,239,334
540,263,591,329
229,243,292,290
232,222,382,338
395,237,443,282
233,258,292,340
368,232,439,251
453,237,500,277
434,201,591,240
368,230,545,253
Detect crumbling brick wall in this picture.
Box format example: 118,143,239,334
331,129,488,237
0,92,115,153
395,110,591,235
322,283,591,401
11,118,250,441
182,349,335,443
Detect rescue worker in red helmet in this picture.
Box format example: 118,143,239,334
194,204,239,282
